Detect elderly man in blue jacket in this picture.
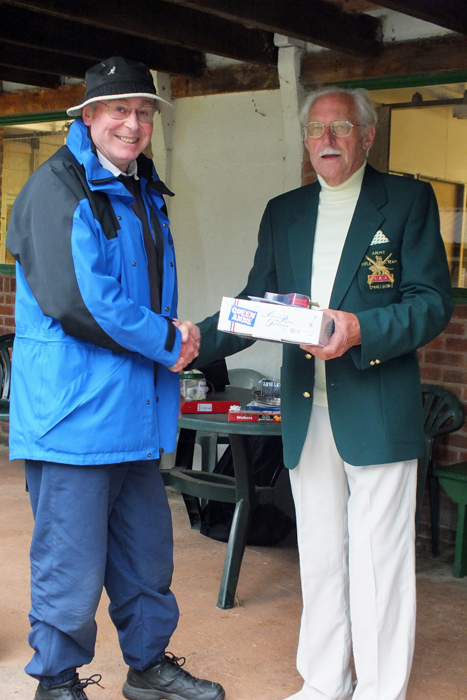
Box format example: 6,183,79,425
6,57,223,700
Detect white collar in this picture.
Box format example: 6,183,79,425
96,149,139,179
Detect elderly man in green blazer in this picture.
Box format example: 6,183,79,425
195,87,453,700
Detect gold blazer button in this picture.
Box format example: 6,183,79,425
303,391,311,398
370,360,375,366
305,353,312,359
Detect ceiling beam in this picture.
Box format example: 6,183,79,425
171,64,279,97
374,0,467,35
161,0,382,56
0,83,86,115
0,67,61,90
301,33,467,85
1,0,277,66
0,4,205,77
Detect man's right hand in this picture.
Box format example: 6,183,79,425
169,320,200,372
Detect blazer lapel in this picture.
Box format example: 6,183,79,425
330,165,388,310
287,183,320,296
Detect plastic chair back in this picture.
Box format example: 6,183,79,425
422,384,464,439
228,368,265,390
416,383,464,537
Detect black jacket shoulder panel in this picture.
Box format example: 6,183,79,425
52,146,121,241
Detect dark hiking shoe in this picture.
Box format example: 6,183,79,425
122,653,225,700
34,674,103,700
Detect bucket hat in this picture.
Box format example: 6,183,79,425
67,56,172,117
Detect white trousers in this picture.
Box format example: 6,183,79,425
289,406,417,700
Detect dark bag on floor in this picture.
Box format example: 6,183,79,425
200,435,295,546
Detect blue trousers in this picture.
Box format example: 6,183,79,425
25,459,179,686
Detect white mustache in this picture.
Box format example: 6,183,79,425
319,148,341,157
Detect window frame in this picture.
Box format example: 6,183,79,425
327,69,467,303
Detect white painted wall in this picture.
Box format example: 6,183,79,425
152,90,287,379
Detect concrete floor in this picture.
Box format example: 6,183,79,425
1,446,466,700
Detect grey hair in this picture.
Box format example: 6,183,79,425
299,87,378,134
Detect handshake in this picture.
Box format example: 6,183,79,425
169,320,201,373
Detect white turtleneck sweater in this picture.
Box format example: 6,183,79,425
311,161,366,407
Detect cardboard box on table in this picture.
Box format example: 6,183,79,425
217,297,334,346
181,400,240,414
228,410,282,423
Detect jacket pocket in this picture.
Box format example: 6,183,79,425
37,344,127,438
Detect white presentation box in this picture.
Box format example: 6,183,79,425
217,297,334,346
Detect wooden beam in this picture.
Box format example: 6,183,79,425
171,64,279,97
2,0,277,66
301,33,467,85
374,1,467,35
162,0,382,56
0,64,279,113
327,1,379,9
0,67,60,90
0,4,205,77
0,83,85,116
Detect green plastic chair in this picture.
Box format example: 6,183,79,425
417,384,464,555
432,462,467,577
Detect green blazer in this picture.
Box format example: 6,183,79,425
196,165,454,468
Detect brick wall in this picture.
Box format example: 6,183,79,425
0,273,16,333
418,304,467,543
419,304,467,466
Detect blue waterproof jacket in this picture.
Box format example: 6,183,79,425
7,118,182,465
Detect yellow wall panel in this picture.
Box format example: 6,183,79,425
389,107,448,179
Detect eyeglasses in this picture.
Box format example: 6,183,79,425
97,101,158,123
304,121,358,138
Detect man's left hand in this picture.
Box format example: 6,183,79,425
300,309,361,360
